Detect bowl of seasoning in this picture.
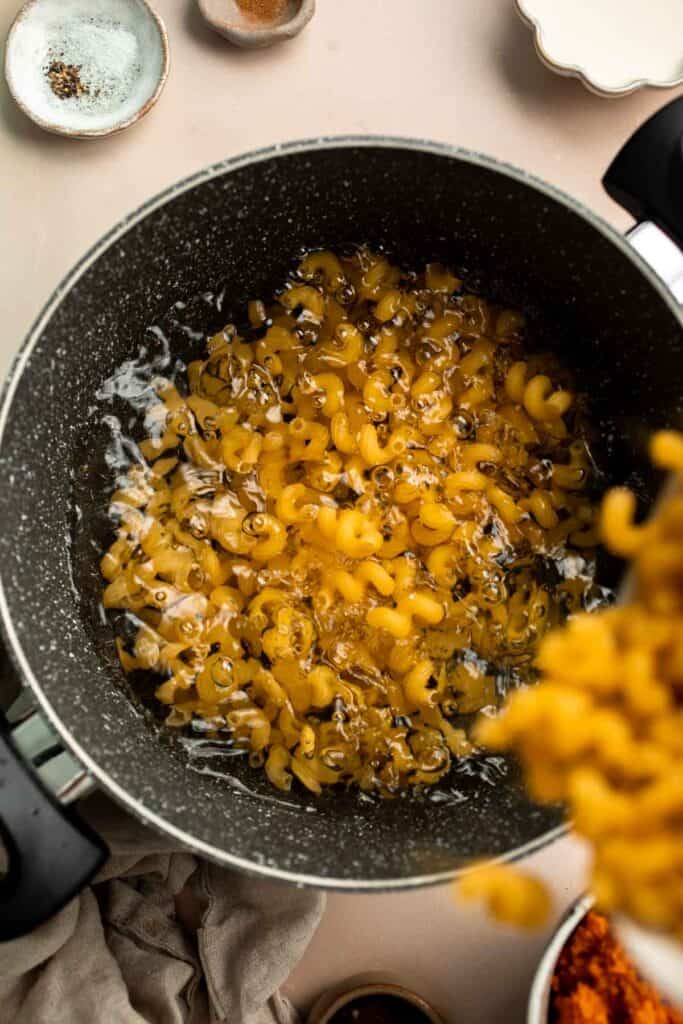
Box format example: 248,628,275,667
197,0,315,48
528,897,683,1024
308,977,445,1024
4,0,169,138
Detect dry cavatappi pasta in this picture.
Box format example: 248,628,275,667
457,861,552,929
477,431,683,937
101,248,603,796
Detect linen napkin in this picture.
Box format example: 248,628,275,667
0,791,325,1024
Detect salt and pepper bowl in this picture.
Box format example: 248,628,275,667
4,0,169,139
197,0,315,48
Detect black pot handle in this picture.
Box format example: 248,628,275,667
603,94,683,248
0,704,107,941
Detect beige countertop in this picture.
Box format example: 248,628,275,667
2,2,681,1022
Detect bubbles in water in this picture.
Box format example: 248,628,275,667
427,788,469,807
454,755,508,787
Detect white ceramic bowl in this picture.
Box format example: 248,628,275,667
515,0,683,97
5,0,169,138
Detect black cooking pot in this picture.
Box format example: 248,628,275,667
2,99,683,942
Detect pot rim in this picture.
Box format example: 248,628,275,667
1,136,680,890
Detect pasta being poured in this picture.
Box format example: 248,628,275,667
101,249,604,795
474,431,683,939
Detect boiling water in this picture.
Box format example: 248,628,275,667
81,284,614,806
179,737,314,813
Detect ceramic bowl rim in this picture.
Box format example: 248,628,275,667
526,894,594,1024
308,977,445,1024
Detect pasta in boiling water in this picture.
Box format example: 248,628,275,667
101,249,603,795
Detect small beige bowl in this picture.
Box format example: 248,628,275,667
4,0,169,138
197,0,315,48
308,975,445,1024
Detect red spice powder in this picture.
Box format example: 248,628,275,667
550,911,683,1024
237,0,288,22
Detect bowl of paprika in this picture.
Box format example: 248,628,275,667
528,896,683,1024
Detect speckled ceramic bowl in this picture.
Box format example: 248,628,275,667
1,132,683,940
4,0,169,138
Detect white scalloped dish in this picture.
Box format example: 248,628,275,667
515,0,683,97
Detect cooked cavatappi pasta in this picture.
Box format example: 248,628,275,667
101,248,603,796
477,431,683,937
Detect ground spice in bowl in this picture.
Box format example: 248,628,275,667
550,911,683,1024
237,0,288,22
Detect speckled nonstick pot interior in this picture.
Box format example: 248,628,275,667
1,138,682,889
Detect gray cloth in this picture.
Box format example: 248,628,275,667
0,792,325,1024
